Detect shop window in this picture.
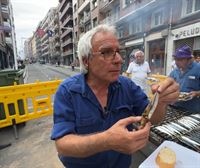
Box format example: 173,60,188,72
182,0,200,17
149,39,165,74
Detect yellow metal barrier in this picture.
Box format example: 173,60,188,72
0,80,62,128
0,74,167,129
147,74,167,85
121,73,167,98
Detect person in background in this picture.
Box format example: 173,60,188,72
51,24,179,168
170,45,200,113
171,59,177,71
57,60,60,66
194,55,200,63
126,50,151,94
70,61,75,71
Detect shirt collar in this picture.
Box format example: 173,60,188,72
69,73,122,96
184,61,195,71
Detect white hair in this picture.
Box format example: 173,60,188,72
77,24,116,74
135,50,144,57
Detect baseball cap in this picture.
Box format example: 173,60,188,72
173,45,192,58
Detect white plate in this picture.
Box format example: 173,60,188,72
139,141,200,168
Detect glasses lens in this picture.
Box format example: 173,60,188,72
101,49,114,60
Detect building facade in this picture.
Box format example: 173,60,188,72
71,0,200,75
26,6,61,64
0,0,17,70
59,0,73,65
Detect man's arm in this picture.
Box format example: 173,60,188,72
55,116,151,158
190,90,200,98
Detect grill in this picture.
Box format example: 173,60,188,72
150,105,200,153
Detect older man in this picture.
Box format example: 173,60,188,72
170,45,200,113
126,50,151,94
51,24,179,168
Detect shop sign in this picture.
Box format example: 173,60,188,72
172,23,200,40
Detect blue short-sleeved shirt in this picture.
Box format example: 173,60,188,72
170,62,200,113
51,73,148,168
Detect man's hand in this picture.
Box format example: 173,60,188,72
151,77,179,105
105,116,151,154
149,77,179,124
189,91,200,98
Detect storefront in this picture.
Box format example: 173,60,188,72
145,31,166,75
148,39,166,74
124,38,144,69
171,22,200,62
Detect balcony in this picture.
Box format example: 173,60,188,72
0,25,11,32
61,38,72,47
62,49,73,57
55,51,60,56
41,45,49,52
84,13,91,23
55,42,60,47
99,0,116,12
1,0,8,5
5,37,12,44
1,5,9,18
61,15,73,27
100,13,120,25
61,28,72,39
3,21,10,27
59,3,72,21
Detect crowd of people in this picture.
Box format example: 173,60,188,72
50,24,199,168
125,45,199,114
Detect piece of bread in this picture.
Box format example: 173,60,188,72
156,146,176,168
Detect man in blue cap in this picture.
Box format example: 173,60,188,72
170,45,200,113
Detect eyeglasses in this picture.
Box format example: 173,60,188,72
92,48,123,61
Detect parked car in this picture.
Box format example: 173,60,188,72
39,60,45,64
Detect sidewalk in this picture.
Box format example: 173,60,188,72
46,63,80,77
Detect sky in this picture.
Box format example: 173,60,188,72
11,0,59,58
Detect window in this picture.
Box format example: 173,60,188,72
117,27,124,38
93,17,98,27
182,0,200,16
151,9,163,27
74,4,77,12
130,18,142,34
92,0,98,10
74,18,77,26
195,0,200,11
122,0,133,8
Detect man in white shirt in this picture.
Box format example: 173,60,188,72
126,50,151,94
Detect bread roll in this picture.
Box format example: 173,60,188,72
156,146,176,168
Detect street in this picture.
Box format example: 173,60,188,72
0,64,154,168
0,64,78,168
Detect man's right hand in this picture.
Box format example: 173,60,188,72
104,116,151,154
